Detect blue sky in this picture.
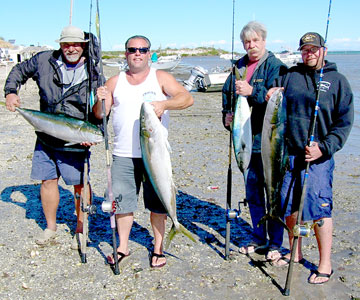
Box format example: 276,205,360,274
1,0,359,52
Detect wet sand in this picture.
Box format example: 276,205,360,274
0,64,359,300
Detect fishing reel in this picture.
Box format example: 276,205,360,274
226,198,247,221
292,219,324,237
101,194,122,214
75,193,97,215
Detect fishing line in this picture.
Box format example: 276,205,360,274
283,0,333,296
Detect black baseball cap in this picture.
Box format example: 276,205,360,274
298,32,325,50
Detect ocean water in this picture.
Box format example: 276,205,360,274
179,53,360,156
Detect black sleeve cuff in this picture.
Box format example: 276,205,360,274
4,89,18,97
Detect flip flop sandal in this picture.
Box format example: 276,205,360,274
150,252,166,268
308,270,334,284
239,241,267,254
271,256,305,267
107,251,130,266
266,249,281,261
271,255,291,267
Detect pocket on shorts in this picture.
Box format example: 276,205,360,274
318,189,332,215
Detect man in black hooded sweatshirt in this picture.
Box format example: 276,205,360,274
266,32,354,284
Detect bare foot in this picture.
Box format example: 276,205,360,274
239,245,256,254
271,254,303,267
266,249,281,261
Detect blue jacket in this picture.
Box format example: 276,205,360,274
222,50,286,152
275,61,354,158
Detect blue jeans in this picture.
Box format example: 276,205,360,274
245,153,284,249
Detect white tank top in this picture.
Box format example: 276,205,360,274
112,67,169,158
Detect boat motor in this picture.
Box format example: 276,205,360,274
183,66,208,91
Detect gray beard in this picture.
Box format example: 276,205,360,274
64,53,81,63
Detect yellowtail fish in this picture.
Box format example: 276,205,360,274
232,67,252,181
139,102,196,248
5,104,103,145
259,89,289,230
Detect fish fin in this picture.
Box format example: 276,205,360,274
165,139,172,153
257,214,290,232
165,223,197,250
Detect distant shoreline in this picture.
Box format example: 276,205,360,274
102,49,360,59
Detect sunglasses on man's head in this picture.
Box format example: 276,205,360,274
127,47,149,54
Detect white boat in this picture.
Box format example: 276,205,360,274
275,50,301,66
151,54,181,70
183,66,229,93
220,53,241,61
104,54,181,71
104,60,127,70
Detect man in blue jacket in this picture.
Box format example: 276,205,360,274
4,25,103,249
222,21,286,261
267,32,354,284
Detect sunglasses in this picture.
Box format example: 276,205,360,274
127,47,149,54
301,46,320,55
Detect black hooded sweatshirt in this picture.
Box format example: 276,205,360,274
275,61,354,158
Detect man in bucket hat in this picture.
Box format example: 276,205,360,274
4,25,104,249
266,32,354,284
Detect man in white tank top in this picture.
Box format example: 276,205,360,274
93,35,193,268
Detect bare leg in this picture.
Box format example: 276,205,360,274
150,212,167,267
308,217,333,283
286,212,303,261
273,212,303,266
74,184,91,233
40,179,60,231
115,213,134,255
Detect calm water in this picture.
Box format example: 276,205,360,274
180,54,360,156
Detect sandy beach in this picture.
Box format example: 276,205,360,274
0,64,359,300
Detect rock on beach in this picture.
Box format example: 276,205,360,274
0,64,359,300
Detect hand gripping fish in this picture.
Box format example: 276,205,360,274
232,67,252,182
2,104,103,145
258,89,289,230
140,102,196,249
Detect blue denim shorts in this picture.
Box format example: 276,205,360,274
108,156,167,214
31,141,90,186
281,156,334,221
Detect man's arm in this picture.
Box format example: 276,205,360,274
93,75,118,119
4,55,40,111
152,70,194,117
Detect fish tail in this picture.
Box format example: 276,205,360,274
243,169,249,185
257,214,290,232
165,223,196,250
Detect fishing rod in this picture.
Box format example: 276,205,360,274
283,0,332,296
224,0,237,260
95,0,120,275
78,0,99,264
69,0,73,25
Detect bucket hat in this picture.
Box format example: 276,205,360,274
56,25,89,43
